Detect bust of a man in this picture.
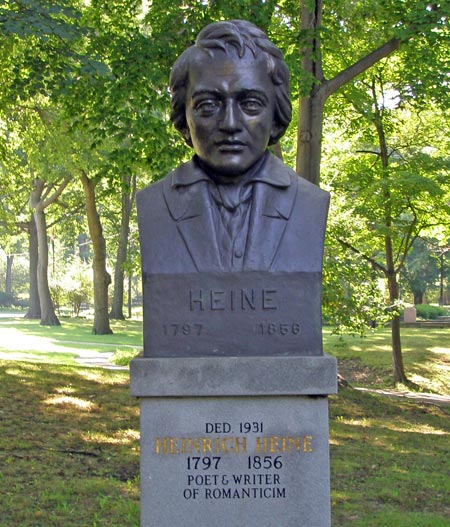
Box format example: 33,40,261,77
137,20,329,275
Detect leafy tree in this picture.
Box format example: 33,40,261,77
2,0,449,355
402,238,440,305
294,0,450,185
324,74,450,384
51,254,93,316
1,0,115,333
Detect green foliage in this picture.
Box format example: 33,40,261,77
51,255,93,316
111,347,141,366
402,238,441,303
0,0,109,107
323,71,450,331
323,240,389,335
1,0,449,342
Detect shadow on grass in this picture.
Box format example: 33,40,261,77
329,387,450,526
1,360,448,527
0,361,139,527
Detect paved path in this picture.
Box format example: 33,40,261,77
73,351,129,370
57,340,139,369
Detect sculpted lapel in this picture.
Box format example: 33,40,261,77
162,156,299,272
244,157,298,271
162,168,222,272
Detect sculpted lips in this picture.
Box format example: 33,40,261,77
216,140,246,152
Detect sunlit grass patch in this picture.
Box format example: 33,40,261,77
82,429,140,446
44,394,99,411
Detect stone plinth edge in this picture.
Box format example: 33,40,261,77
130,354,337,397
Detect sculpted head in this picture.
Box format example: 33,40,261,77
169,20,291,176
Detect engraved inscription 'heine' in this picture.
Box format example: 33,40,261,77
189,289,278,312
255,435,313,454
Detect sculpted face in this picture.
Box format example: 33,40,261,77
185,49,279,177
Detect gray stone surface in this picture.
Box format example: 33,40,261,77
130,354,337,397
139,395,331,527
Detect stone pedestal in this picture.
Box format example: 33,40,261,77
131,355,337,527
403,306,417,323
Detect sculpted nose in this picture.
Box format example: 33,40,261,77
219,100,242,132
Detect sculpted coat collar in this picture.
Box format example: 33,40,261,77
162,153,298,271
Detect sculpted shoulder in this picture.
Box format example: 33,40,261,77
265,154,329,204
136,169,173,206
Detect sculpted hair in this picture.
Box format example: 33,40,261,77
170,20,292,146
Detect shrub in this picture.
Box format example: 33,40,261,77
111,348,141,366
415,304,449,320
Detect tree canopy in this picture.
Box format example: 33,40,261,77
1,0,449,378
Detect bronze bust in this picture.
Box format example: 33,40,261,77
137,20,328,275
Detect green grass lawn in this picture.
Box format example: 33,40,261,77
324,326,450,395
0,315,142,366
0,315,449,526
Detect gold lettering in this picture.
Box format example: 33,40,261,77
269,436,281,453
189,437,201,453
202,437,212,453
304,435,313,452
216,437,233,453
288,436,302,452
254,435,314,454
169,437,179,454
154,436,252,455
235,436,247,453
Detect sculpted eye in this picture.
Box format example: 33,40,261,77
195,99,221,115
240,98,265,114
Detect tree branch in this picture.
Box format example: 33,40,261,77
41,175,72,210
322,37,401,99
337,237,387,274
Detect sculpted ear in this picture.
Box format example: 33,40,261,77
182,128,193,148
269,121,285,146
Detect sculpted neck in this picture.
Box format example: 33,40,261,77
195,151,269,186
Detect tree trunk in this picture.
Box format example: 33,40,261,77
28,175,71,325
25,216,41,319
110,174,136,320
33,206,60,326
373,95,408,385
386,267,408,384
295,0,401,185
29,178,60,326
413,291,424,305
438,252,445,306
80,172,112,335
5,255,13,298
128,273,132,319
296,0,325,185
